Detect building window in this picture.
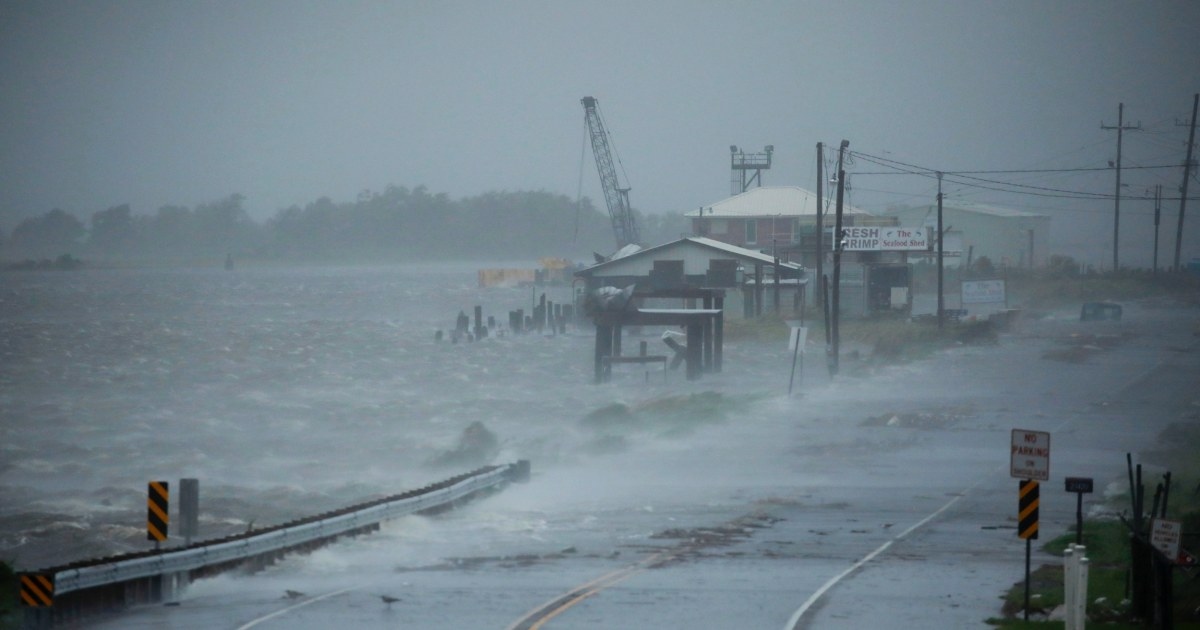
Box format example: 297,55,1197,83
745,220,757,244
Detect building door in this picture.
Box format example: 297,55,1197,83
867,264,911,313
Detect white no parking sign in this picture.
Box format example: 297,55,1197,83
1010,429,1050,481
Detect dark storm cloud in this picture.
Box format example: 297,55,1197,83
1,1,1197,265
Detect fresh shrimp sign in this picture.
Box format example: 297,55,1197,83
840,227,928,251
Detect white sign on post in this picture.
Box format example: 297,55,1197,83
840,227,929,251
1150,519,1182,562
787,326,808,352
962,279,1007,305
1010,429,1050,480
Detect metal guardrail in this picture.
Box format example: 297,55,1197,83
29,461,529,602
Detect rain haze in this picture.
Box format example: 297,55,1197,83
2,1,1199,265
2,3,1200,630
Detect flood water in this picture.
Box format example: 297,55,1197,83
10,264,1197,629
0,264,812,570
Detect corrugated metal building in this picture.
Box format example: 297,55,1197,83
884,202,1051,269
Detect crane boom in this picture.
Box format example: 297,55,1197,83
581,96,640,248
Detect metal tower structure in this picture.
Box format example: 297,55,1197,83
582,96,640,248
730,145,773,195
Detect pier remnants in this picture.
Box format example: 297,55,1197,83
589,287,725,383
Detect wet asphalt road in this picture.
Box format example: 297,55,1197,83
91,302,1200,629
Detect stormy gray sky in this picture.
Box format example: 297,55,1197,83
2,1,1198,266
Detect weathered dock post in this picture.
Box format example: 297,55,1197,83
685,322,703,380
594,324,614,383
715,295,724,371
773,257,781,314
702,293,714,371
754,264,764,317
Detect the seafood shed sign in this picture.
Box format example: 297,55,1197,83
841,227,928,251
1010,429,1050,481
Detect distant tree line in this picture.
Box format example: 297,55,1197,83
0,187,689,265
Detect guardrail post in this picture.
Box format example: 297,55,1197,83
179,478,199,546
511,460,531,483
1074,556,1089,630
1070,542,1080,624
1064,545,1088,629
161,571,186,602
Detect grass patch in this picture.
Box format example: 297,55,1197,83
0,560,16,630
722,270,1198,371
1006,268,1200,309
722,314,996,369
989,520,1199,627
721,316,794,343
580,391,767,440
989,421,1200,628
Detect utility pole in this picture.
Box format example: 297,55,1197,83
1153,184,1162,275
1174,93,1198,272
936,172,944,331
829,140,848,378
815,142,824,310
1101,103,1140,271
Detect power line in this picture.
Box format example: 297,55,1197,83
851,164,1176,176
848,150,1196,202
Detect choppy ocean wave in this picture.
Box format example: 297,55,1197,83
1,265,802,569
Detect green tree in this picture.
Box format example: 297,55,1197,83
193,194,255,254
88,203,136,256
143,205,194,259
8,208,86,259
266,196,350,260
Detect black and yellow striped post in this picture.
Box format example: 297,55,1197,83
18,573,54,608
1018,479,1039,621
1018,479,1039,540
148,480,169,544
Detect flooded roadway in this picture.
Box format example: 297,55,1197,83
77,291,1199,629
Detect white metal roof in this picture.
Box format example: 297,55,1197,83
684,236,803,267
577,236,802,276
684,186,869,218
888,201,1048,219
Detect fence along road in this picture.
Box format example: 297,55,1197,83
19,461,530,628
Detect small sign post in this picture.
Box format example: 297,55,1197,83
1064,476,1093,545
148,481,169,548
1018,479,1040,621
1010,429,1050,622
1150,519,1183,563
785,320,807,396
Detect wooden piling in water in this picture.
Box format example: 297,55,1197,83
594,325,613,383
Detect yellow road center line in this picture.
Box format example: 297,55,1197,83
507,552,669,630
236,586,359,630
